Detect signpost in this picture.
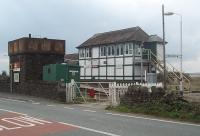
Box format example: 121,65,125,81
166,54,181,58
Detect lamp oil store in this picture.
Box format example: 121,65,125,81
43,64,80,83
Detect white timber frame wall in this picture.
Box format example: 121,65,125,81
79,41,162,82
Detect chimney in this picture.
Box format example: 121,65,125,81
29,34,31,38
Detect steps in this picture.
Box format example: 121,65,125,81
149,51,191,92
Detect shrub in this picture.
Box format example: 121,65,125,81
111,85,200,123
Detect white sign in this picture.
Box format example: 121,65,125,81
69,70,78,73
166,54,181,58
69,70,78,76
14,73,20,83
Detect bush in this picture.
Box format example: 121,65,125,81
191,103,200,116
113,88,200,123
122,85,166,105
151,86,165,100
123,85,149,104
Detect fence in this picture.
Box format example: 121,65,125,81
65,80,163,105
109,82,163,106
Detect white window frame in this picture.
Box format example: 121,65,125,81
86,48,91,58
116,45,120,56
107,45,115,56
86,48,89,58
120,44,124,56
128,43,133,54
79,49,85,58
89,48,92,57
125,43,129,55
108,46,111,56
111,45,115,56
124,43,133,55
115,44,124,56
100,46,104,56
79,50,81,58
135,44,141,56
100,46,107,57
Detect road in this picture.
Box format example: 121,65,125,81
0,95,199,136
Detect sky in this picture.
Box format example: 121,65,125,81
0,0,200,73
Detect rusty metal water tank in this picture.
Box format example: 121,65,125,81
8,35,65,56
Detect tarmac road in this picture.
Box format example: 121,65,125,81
0,94,199,136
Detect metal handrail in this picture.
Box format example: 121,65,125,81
73,81,87,103
150,51,191,91
151,51,190,83
152,57,181,80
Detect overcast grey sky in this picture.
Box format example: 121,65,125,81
0,0,199,73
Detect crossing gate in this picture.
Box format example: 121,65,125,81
65,80,111,103
65,80,163,105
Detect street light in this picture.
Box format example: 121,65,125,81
162,4,167,90
164,11,183,93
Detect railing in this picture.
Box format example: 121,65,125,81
110,47,191,91
149,51,191,91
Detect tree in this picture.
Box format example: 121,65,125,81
1,70,7,76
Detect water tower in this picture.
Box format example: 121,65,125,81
8,34,65,83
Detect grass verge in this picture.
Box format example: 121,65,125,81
106,103,200,123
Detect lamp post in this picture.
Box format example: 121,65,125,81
164,11,183,93
141,42,144,83
162,4,167,90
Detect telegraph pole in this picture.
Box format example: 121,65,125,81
162,4,167,90
179,14,183,93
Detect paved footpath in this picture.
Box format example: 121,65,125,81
0,93,200,136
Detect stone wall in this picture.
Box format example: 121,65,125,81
13,81,66,102
0,76,10,92
120,85,165,105
0,77,66,102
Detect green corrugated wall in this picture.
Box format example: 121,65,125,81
43,64,80,83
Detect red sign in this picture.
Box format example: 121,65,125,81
88,89,95,98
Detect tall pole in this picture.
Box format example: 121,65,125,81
162,4,167,90
163,12,183,93
141,42,143,83
9,58,13,93
180,15,183,93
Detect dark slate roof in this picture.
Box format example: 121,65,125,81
65,53,78,60
148,35,163,43
77,26,150,48
64,53,79,65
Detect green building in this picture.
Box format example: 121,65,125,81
43,64,80,83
